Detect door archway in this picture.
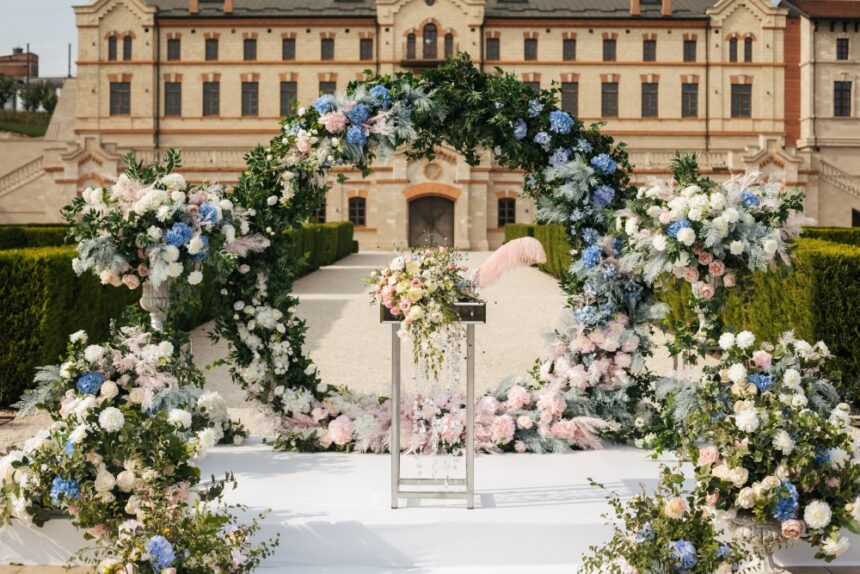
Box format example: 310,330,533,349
408,195,454,247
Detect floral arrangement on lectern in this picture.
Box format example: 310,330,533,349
367,247,479,377
686,331,860,560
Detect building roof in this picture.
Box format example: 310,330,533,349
485,0,717,19
783,0,860,18
146,0,376,18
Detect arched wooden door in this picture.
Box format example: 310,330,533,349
408,196,454,247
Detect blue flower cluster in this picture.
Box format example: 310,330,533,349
314,94,337,115
50,477,80,505
369,85,391,109
533,131,551,150
346,125,368,147
549,110,573,134
347,103,370,125
591,153,617,174
166,222,192,246
592,185,615,208
716,545,734,559
527,99,543,118
577,139,593,154
741,190,760,208
772,481,799,522
146,535,176,571
76,371,105,395
815,448,830,465
634,521,655,542
748,373,773,392
574,303,615,326
549,148,570,167
582,227,600,245
581,245,603,269
64,439,75,456
199,203,218,225
667,219,692,239
669,540,698,571
513,119,528,141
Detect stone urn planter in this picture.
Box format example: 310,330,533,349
729,514,795,574
140,279,172,331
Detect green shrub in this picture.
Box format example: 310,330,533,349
801,226,860,247
503,223,537,242
0,225,69,250
534,224,571,279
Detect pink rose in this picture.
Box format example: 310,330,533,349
614,352,632,369
122,274,140,290
825,476,840,488
694,283,715,300
319,111,348,134
723,273,737,288
698,252,714,265
752,350,772,369
311,406,329,423
683,267,700,283
490,415,515,445
706,491,720,507
137,264,149,277
296,132,312,154
621,335,641,353
326,414,354,446
697,446,719,467
709,260,726,277
505,385,531,410
664,496,688,519
514,440,527,453
781,519,804,539
659,210,672,224
516,415,533,429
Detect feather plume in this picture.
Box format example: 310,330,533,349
472,237,547,288
225,234,271,257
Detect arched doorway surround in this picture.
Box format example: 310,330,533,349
403,182,460,247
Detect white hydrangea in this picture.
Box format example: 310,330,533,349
652,234,667,252
84,345,106,363
160,173,187,190
782,368,801,387
772,430,795,455
168,408,193,429
734,409,759,433
718,333,735,350
98,407,125,433
188,271,204,285
729,240,745,255
735,331,756,349
677,227,696,246
827,447,850,469
728,363,748,384
197,391,229,422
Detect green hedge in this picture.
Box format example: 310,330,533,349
0,225,69,250
1,221,357,406
504,223,570,279
801,226,860,247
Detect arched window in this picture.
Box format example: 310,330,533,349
348,197,366,226
744,37,753,62
123,35,133,61
444,33,454,58
406,33,416,60
728,37,738,62
107,36,117,61
423,23,437,60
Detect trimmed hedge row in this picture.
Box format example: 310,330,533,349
0,222,357,406
800,226,860,247
503,223,571,279
0,225,69,250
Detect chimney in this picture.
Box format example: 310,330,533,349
630,0,640,15
661,0,672,16
224,0,233,12
189,0,198,14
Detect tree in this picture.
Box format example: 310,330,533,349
0,74,15,108
19,81,55,113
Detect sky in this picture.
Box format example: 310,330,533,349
0,0,79,78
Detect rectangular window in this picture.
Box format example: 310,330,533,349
314,204,326,223
241,82,259,117
205,38,218,61
282,38,296,60
683,39,697,62
524,38,538,61
243,38,257,61
167,38,181,61
122,36,132,61
486,37,500,60
837,38,849,60
602,82,619,117
108,37,117,61
360,38,374,61
348,197,366,226
643,39,656,62
744,37,753,62
729,38,738,62
731,84,752,118
164,82,181,116
561,81,578,116
319,81,336,95
321,38,335,61
641,82,658,117
681,83,699,118
835,81,852,117
498,198,516,227
444,33,454,58
524,81,540,94
563,38,576,61
202,81,220,117
109,82,131,116
603,39,617,62
280,81,297,117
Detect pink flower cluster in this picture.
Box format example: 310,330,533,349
673,241,736,300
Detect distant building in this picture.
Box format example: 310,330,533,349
0,0,859,245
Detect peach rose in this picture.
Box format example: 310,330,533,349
723,273,737,287
697,446,720,467
683,266,700,283
781,519,805,539
709,260,726,277
698,252,714,265
752,350,772,370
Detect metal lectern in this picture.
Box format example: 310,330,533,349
381,301,486,509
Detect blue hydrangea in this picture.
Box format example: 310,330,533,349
346,103,370,125
670,540,698,571
76,371,104,395
513,119,528,141
577,139,593,154
749,373,773,392
146,535,176,571
772,481,799,522
634,521,656,542
742,190,760,208
199,203,218,225
581,245,602,269
582,228,600,245
592,185,615,208
64,439,75,456
591,153,617,174
549,148,571,167
815,449,830,465
549,110,573,134
716,545,734,559
525,175,537,187
369,85,391,109
346,125,368,147
166,222,193,246
569,208,584,222
667,219,692,239
314,94,337,115
533,131,551,150
527,99,544,118
50,477,80,506
574,305,598,325
601,262,618,280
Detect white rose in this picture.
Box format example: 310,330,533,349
772,430,795,455
730,467,749,487
168,408,192,429
652,234,667,252
677,227,696,246
163,245,180,263
157,341,174,357
405,260,421,275
166,262,183,277
735,409,759,433
688,208,703,222
69,330,88,343
719,333,735,350
783,368,801,387
128,387,145,405
115,470,136,492
84,345,105,363
100,380,119,401
98,407,125,433
729,240,745,255
408,306,425,321
736,331,756,349
94,470,116,492
737,487,757,509
728,363,748,384
188,271,204,285
723,207,740,223
804,500,832,529
710,193,726,211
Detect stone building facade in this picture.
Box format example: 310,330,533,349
0,0,859,248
